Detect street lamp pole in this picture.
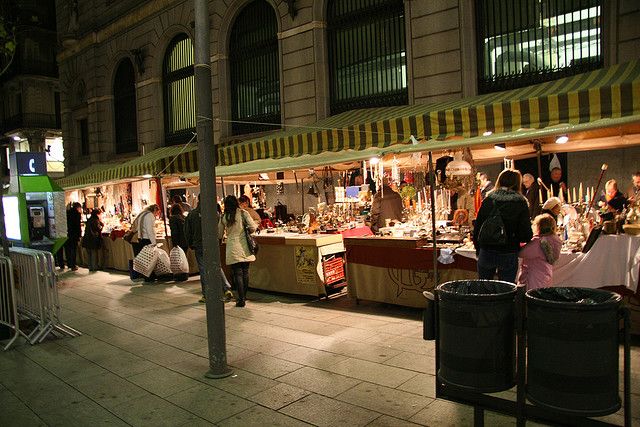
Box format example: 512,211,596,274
194,0,232,379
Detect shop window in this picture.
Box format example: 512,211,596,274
229,0,281,135
477,0,603,93
79,118,89,156
113,59,138,154
327,0,407,115
163,34,195,146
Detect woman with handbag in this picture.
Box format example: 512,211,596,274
218,195,257,307
81,209,104,272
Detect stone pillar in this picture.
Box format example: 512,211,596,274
25,130,47,152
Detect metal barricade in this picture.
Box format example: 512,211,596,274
9,247,81,344
0,255,25,351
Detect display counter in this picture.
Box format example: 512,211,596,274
250,233,347,297
344,236,477,308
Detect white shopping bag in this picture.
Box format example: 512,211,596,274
170,246,189,274
154,247,172,276
133,245,158,277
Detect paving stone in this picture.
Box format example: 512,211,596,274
383,352,435,374
0,385,47,426
112,393,203,426
276,346,350,369
367,414,424,426
37,398,130,427
329,340,402,363
206,369,279,398
218,405,311,426
397,373,437,398
128,365,203,398
166,384,255,423
336,382,433,419
409,399,474,426
249,382,309,410
278,366,361,398
231,353,303,379
65,371,150,409
327,357,418,388
280,393,380,426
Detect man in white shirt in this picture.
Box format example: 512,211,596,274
133,204,160,256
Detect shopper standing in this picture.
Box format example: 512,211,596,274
218,195,257,307
186,196,233,303
133,204,160,256
473,169,532,283
81,209,104,272
169,204,188,252
65,202,82,271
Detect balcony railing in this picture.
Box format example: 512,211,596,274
1,113,61,133
1,59,59,81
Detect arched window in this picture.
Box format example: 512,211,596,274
229,0,281,135
327,0,407,114
163,34,195,145
113,59,138,154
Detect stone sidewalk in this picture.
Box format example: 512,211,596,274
0,269,638,426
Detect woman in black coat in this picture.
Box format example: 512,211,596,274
473,169,533,283
81,209,104,272
169,204,188,252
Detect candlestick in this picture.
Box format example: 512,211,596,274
572,187,577,204
550,185,554,197
547,190,551,200
363,161,367,182
566,188,570,204
579,183,583,201
559,188,564,203
539,188,543,204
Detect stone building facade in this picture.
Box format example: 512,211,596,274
54,0,640,175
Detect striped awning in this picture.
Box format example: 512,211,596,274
57,145,198,189
218,60,640,167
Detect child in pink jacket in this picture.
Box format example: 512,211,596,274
517,214,563,290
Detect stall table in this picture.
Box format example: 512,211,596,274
251,233,346,297
345,236,477,308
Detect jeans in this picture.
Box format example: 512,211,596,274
231,262,250,303
195,249,231,297
88,249,100,271
477,248,519,283
65,239,78,268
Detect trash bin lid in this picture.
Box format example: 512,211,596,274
526,287,621,309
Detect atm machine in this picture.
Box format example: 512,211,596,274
2,152,67,252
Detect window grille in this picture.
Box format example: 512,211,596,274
327,0,407,115
477,0,602,93
163,34,196,145
229,0,281,135
113,59,138,154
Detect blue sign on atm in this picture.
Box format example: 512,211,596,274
12,152,47,176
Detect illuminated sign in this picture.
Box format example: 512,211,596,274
11,152,47,176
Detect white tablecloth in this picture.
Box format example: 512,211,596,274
456,235,640,291
553,235,640,291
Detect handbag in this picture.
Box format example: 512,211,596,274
242,213,259,255
123,230,137,243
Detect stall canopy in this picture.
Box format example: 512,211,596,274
57,144,198,189
218,59,640,170
58,60,640,188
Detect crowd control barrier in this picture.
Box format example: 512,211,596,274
0,255,23,350
8,248,80,346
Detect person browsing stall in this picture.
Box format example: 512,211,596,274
238,195,262,226
369,177,403,232
627,171,640,203
517,214,562,290
473,169,533,283
522,173,541,219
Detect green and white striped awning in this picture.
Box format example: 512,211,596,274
218,60,640,167
57,145,198,189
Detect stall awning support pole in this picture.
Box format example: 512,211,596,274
156,177,169,240
428,151,438,286
220,177,226,198
195,0,232,379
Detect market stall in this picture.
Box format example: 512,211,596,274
250,233,346,297
345,236,476,308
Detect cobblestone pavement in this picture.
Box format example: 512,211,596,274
1,269,638,426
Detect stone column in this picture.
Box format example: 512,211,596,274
25,130,47,152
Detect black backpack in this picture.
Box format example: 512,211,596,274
477,204,506,245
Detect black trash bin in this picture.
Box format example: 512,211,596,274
526,287,622,416
437,280,518,393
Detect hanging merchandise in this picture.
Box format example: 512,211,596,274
391,156,400,184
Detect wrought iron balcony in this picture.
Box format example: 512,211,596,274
1,113,61,133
